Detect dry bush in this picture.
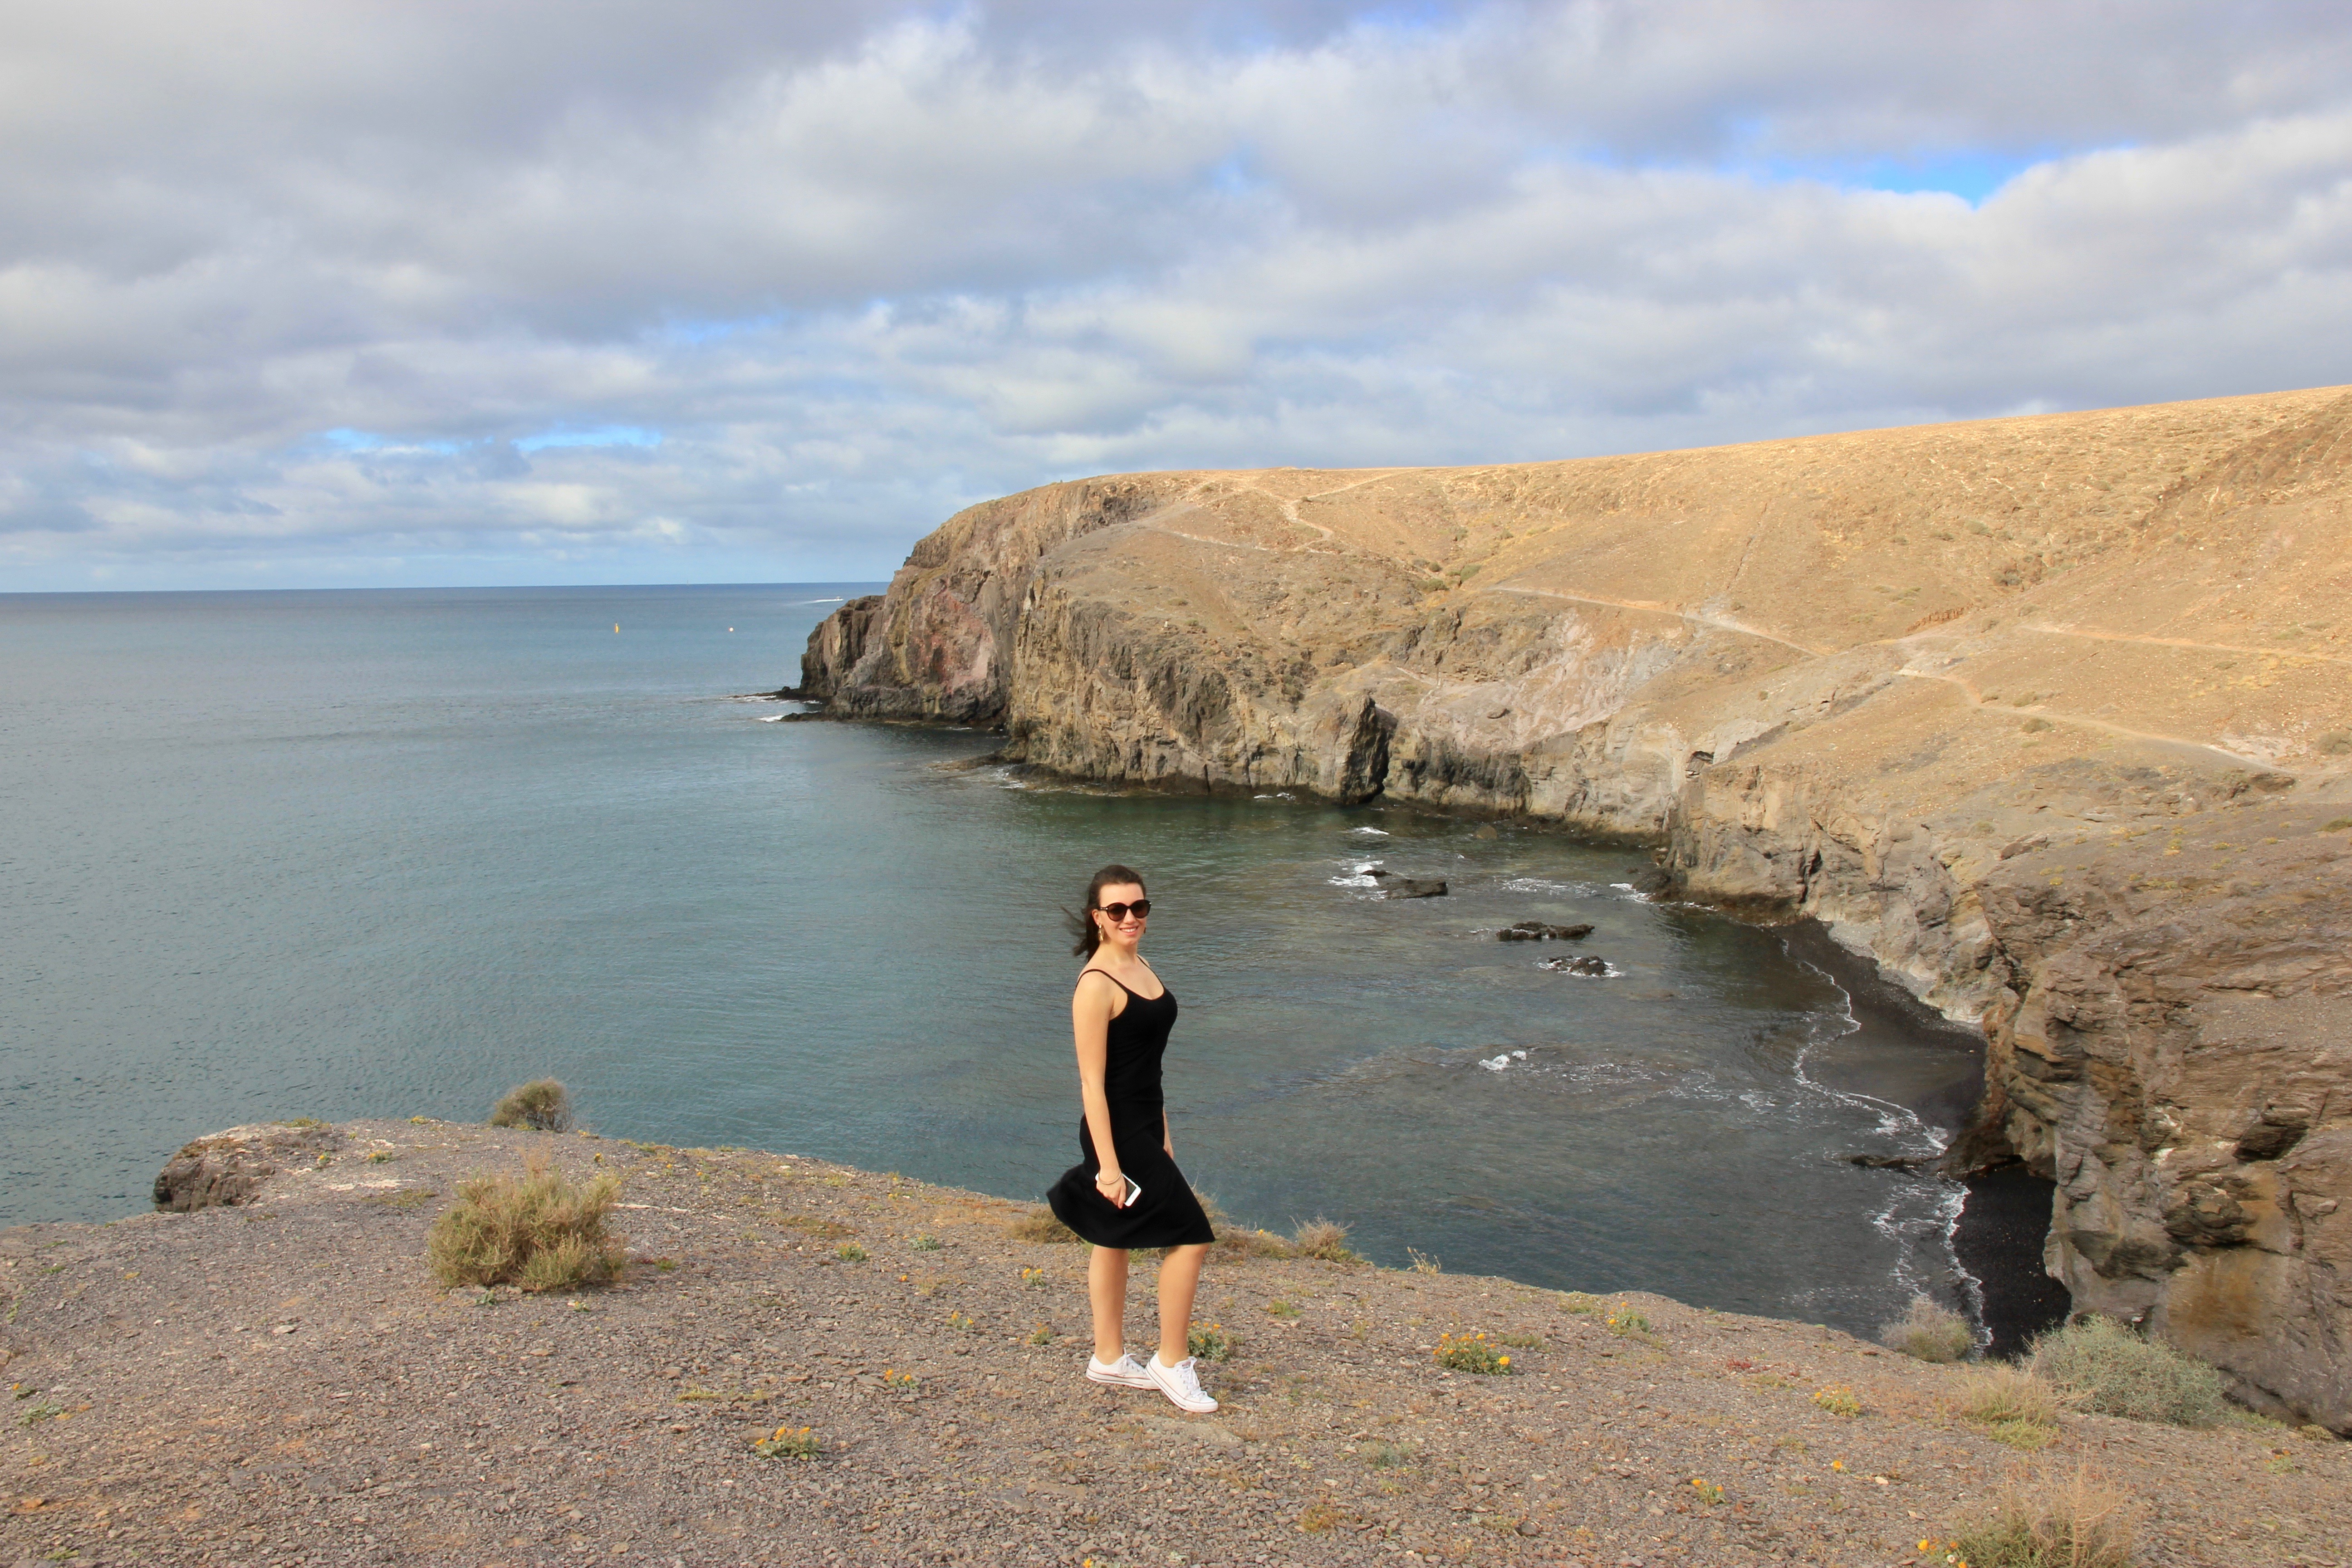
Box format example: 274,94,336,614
1881,1294,1975,1362
1292,1217,1358,1263
489,1078,573,1132
1008,1207,1081,1244
1957,1364,2063,1427
2031,1316,2227,1427
426,1161,624,1290
1950,1469,2136,1568
1213,1227,1295,1260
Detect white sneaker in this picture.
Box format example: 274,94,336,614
1086,1352,1153,1388
1146,1353,1218,1413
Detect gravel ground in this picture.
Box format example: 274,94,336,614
3,1120,2344,1568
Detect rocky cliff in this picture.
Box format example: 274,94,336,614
792,386,2352,1431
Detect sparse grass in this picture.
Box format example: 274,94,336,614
1028,1323,1055,1346
944,1310,976,1332
275,1116,326,1129
834,1242,867,1263
880,1368,919,1394
1008,1208,1081,1244
488,1078,573,1133
1497,1330,1544,1348
1813,1386,1863,1417
1291,1216,1357,1262
1264,1298,1301,1318
1298,1499,1342,1533
752,1426,821,1460
1434,1332,1511,1374
1947,1470,2135,1568
425,1161,623,1291
1604,1303,1651,1338
1882,1294,1975,1363
2031,1316,2227,1427
1189,1323,1232,1362
909,1233,942,1251
1988,1419,2062,1451
1019,1265,1047,1288
1558,1291,1603,1314
1359,1438,1417,1468
367,1150,396,1164
1688,1477,1725,1506
1406,1248,1442,1275
1957,1365,2062,1428
362,1188,438,1211
1214,1227,1295,1259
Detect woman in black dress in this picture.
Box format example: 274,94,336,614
1045,864,1220,1413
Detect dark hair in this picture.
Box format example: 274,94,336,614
1065,863,1148,957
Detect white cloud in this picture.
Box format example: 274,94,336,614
2,1,2349,588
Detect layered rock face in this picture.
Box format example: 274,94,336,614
795,386,2352,1429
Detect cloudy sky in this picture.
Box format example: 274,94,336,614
5,1,2349,590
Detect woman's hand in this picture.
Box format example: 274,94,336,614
1094,1166,1129,1207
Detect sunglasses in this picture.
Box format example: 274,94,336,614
1094,900,1152,921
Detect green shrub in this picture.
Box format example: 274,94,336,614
489,1078,573,1133
1813,1386,1863,1416
1604,1303,1651,1338
1881,1294,1975,1363
1189,1323,1232,1362
753,1426,820,1460
1434,1332,1512,1374
2030,1316,2227,1426
426,1162,623,1291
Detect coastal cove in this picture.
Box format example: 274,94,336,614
0,585,2024,1346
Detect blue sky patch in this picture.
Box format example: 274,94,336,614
514,425,664,453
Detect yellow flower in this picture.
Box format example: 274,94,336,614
1498,1355,1509,1366
1831,1460,1845,1472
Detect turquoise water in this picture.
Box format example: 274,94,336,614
0,585,1985,1334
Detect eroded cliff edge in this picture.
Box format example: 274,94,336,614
793,386,2352,1431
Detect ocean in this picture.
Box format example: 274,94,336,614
1,583,2017,1340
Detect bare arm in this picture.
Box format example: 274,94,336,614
1073,973,1130,1206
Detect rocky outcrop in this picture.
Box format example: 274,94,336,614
797,476,1189,722
789,385,2352,1429
786,593,882,701
153,1122,346,1211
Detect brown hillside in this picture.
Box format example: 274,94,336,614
797,387,2352,1433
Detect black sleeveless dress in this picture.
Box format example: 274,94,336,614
1046,972,1217,1249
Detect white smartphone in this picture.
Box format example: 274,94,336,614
1118,1174,1142,1208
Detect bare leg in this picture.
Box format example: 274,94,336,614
1155,1243,1210,1367
1089,1245,1130,1362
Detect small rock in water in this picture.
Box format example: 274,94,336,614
1367,869,1448,898
1539,955,1613,976
1497,921,1594,941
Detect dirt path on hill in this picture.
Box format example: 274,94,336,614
4,1121,2343,1568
